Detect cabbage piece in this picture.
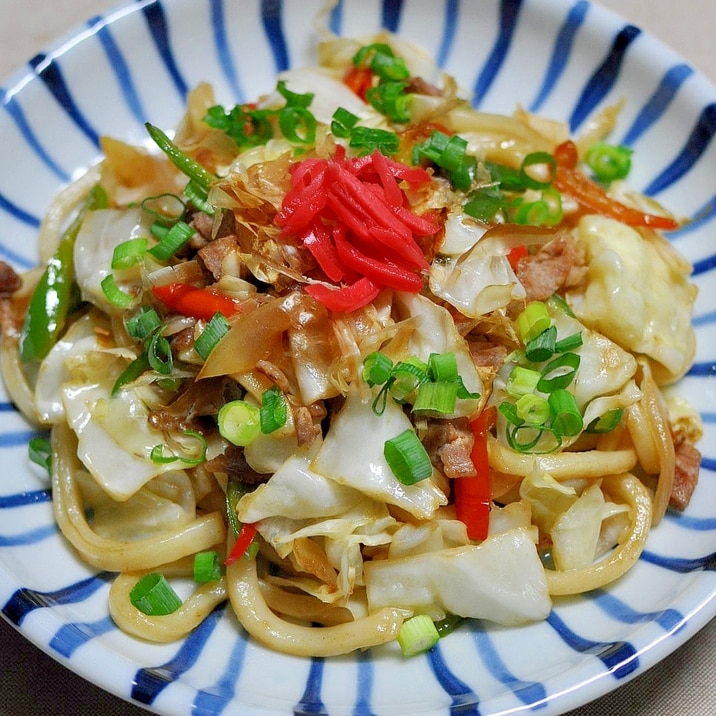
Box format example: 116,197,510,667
76,469,195,540
311,389,447,519
429,215,527,317
549,482,606,571
34,314,134,425
393,292,482,417
388,519,469,559
364,527,551,624
566,215,697,384
61,381,179,501
73,208,153,313
519,470,578,535
256,500,397,602
236,445,363,523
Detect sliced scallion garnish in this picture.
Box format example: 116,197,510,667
148,220,195,261
384,429,433,485
193,550,222,583
260,385,288,434
111,238,148,270
100,274,134,308
218,400,261,447
397,614,440,657
194,312,230,360
129,572,183,616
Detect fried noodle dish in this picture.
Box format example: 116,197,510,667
0,32,703,658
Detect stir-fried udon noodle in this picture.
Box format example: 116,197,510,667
0,32,703,657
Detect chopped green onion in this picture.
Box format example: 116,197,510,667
130,572,183,616
389,360,428,402
513,188,563,227
537,352,581,392
397,614,440,657
585,142,632,182
506,366,542,397
384,429,433,485
225,479,246,538
150,430,207,466
555,331,583,353
276,79,314,108
547,293,576,318
365,80,412,123
148,220,195,261
126,306,162,340
586,408,624,434
146,331,173,375
112,353,150,395
28,435,52,473
362,351,394,387
413,131,474,190
145,123,216,194
331,107,360,138
260,386,288,434
353,43,410,81
433,614,466,638
218,400,261,446
278,107,317,144
525,324,557,363
428,352,458,383
349,126,400,155
515,394,550,425
193,550,222,583
520,151,557,189
111,238,148,270
412,381,459,415
204,104,274,149
516,301,551,344
184,179,214,216
194,312,230,360
548,389,583,437
484,161,527,192
463,186,508,222
100,274,134,309
141,193,186,224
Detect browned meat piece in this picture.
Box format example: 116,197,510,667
405,76,443,96
191,211,215,240
0,261,20,295
422,417,476,478
198,235,239,280
468,340,508,369
204,443,269,485
515,233,587,301
670,440,701,511
293,404,318,447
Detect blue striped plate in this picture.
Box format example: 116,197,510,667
1,1,715,714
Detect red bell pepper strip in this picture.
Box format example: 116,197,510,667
152,283,243,320
507,244,529,270
305,276,380,313
552,140,679,231
224,522,258,566
343,66,374,100
454,407,495,541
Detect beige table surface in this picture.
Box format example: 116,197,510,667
0,1,715,714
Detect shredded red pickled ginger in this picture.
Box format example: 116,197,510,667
275,148,438,312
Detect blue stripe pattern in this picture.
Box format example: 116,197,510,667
1,1,716,714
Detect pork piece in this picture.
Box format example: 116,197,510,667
422,417,476,478
468,340,508,370
198,235,239,280
515,233,587,301
204,443,269,485
0,261,20,295
670,439,701,511
149,376,241,432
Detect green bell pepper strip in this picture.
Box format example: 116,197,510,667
19,185,108,363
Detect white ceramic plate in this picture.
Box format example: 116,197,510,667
1,1,715,714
